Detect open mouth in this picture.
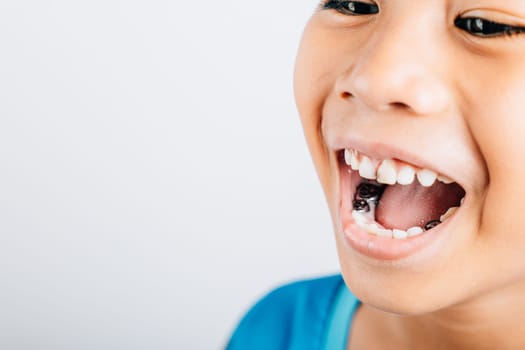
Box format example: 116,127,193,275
340,149,466,240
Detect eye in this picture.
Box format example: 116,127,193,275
455,17,525,37
322,1,379,16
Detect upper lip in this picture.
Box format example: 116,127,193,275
329,136,470,192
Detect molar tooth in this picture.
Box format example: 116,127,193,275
417,169,437,187
377,159,397,185
460,197,465,205
359,156,376,179
407,226,424,237
356,183,383,202
440,206,458,222
393,229,408,240
424,220,441,231
397,165,415,185
353,199,370,213
437,174,454,184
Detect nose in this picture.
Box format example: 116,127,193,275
335,18,451,116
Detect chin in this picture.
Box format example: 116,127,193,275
336,253,462,315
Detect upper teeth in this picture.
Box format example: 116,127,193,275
344,149,453,187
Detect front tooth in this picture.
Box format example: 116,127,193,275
397,165,415,185
377,228,393,238
344,149,353,166
350,150,360,170
437,174,454,184
359,156,376,179
357,222,376,234
377,159,397,185
366,223,380,235
407,226,424,237
393,229,408,239
417,169,437,187
440,206,458,221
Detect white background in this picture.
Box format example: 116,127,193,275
0,1,340,349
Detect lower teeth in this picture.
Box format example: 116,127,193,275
424,220,441,231
353,199,370,212
352,183,446,238
353,183,383,214
356,183,384,202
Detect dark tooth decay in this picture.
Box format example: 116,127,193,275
424,220,441,231
357,183,384,203
353,183,384,213
353,199,370,212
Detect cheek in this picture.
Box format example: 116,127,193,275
294,22,335,126
294,17,363,126
294,18,365,203
466,72,525,274
294,22,338,200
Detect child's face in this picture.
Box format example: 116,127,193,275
295,0,525,313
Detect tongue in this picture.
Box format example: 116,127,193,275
375,182,465,230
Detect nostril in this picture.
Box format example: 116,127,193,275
390,101,410,110
341,91,353,99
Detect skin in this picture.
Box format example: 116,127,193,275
294,0,525,349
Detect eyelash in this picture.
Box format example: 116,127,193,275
454,17,525,38
321,1,525,38
322,1,379,16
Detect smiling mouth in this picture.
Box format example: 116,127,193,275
340,149,466,240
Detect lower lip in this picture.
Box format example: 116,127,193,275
339,163,454,261
341,218,450,261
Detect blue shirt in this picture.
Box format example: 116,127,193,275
226,275,361,350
